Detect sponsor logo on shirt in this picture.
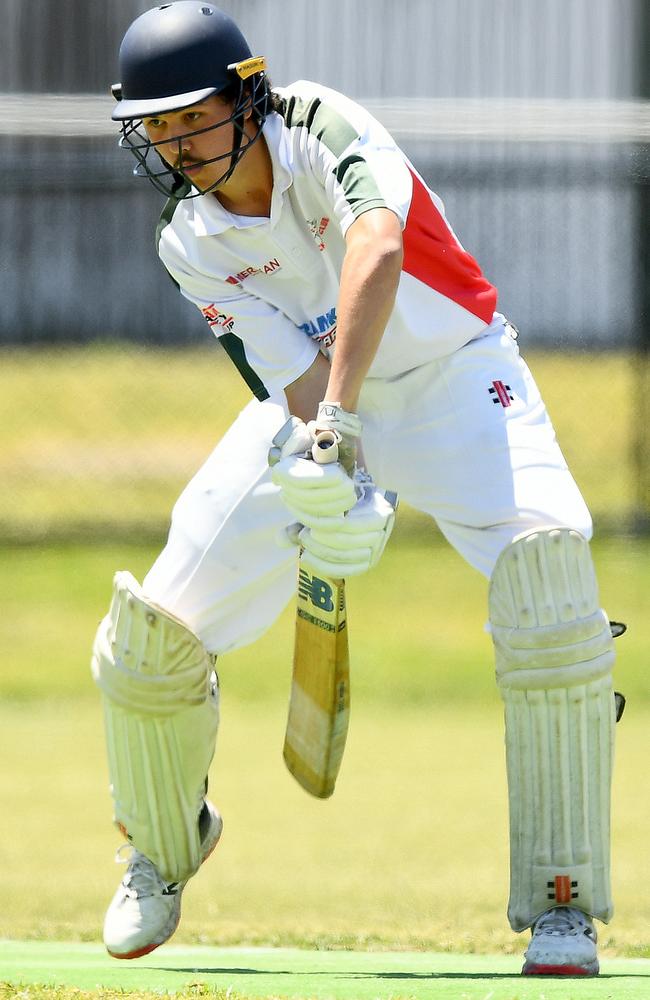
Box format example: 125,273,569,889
225,257,282,285
307,216,330,252
201,304,236,333
300,306,337,348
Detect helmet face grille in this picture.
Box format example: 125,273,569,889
113,3,270,199
117,75,270,200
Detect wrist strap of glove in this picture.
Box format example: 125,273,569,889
315,401,363,439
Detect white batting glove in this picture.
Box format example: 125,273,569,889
312,401,362,476
298,481,398,577
269,416,357,523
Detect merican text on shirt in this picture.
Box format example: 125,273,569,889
225,258,282,285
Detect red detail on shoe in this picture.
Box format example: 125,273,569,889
554,874,572,904
402,168,497,325
116,821,129,840
108,940,165,960
106,818,222,961
523,963,596,977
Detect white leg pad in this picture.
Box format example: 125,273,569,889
91,571,220,883
489,528,616,931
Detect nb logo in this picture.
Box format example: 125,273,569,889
298,569,334,611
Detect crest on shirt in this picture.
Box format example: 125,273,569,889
306,216,330,252
201,304,235,333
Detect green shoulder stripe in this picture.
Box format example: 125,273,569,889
334,154,385,218
281,96,386,219
281,95,357,158
218,333,270,401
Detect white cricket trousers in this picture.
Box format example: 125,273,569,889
143,322,592,653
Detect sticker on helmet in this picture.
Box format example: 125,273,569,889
229,56,267,80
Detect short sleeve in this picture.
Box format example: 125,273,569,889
281,85,413,236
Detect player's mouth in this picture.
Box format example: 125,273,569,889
172,155,205,175
179,161,204,174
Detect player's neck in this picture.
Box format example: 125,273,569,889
214,134,273,218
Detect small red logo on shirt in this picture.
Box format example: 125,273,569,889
307,216,330,251
201,304,235,333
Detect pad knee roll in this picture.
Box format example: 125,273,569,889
489,528,616,931
91,571,220,883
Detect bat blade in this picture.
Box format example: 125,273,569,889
283,559,350,798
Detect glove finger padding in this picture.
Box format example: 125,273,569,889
271,454,357,520
299,487,396,577
267,415,315,466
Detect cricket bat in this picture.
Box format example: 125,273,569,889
283,430,350,798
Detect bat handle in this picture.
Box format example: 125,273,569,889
311,429,340,465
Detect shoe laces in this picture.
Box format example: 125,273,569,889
533,907,595,939
115,843,170,900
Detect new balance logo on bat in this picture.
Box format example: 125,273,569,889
298,568,334,611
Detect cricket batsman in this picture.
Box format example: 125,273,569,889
92,0,620,976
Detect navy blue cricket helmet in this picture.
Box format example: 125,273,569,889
112,2,270,199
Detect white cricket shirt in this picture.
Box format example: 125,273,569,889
157,80,498,400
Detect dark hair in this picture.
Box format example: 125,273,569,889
218,76,284,122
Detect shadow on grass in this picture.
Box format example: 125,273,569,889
156,966,650,981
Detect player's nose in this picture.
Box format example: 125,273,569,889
168,138,194,169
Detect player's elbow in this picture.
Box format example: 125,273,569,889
373,233,403,271
368,237,403,296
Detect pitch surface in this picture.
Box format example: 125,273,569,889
3,941,650,999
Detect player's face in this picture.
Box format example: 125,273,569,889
143,95,242,189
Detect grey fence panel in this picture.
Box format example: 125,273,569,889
0,0,641,99
0,134,193,345
0,129,640,347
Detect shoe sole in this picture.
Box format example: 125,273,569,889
523,961,599,977
107,809,223,960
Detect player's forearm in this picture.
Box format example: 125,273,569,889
284,351,331,423
325,210,403,411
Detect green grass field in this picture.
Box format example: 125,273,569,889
0,344,640,538
2,345,649,998
2,535,650,999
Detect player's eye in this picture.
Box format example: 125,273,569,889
145,118,164,129
185,112,202,124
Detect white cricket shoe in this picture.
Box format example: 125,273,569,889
103,800,223,959
522,906,599,976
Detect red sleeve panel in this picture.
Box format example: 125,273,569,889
402,168,497,326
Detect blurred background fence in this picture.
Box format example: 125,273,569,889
1,0,649,541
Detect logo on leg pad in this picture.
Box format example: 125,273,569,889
548,875,579,904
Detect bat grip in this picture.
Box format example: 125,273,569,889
311,429,340,465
